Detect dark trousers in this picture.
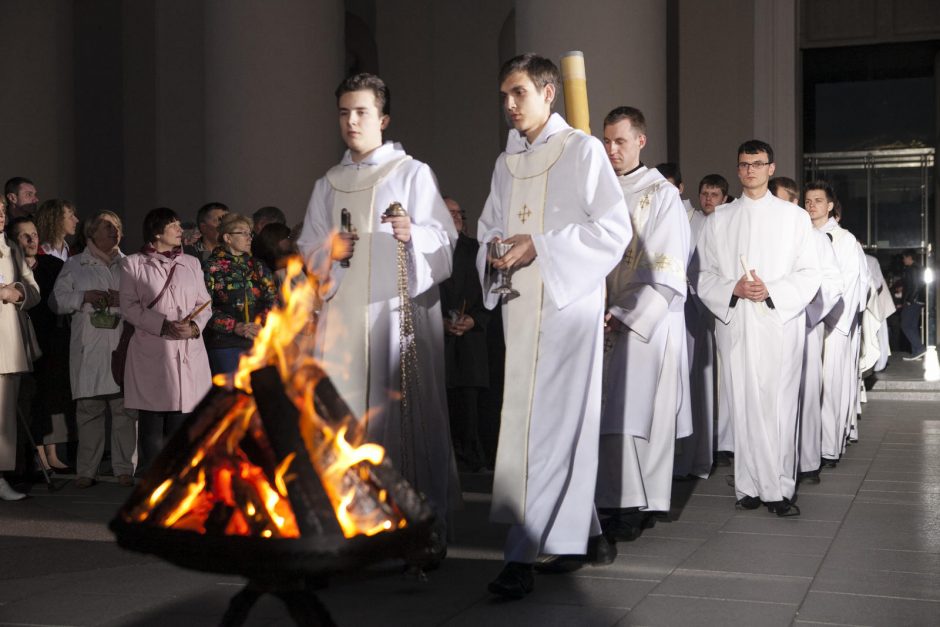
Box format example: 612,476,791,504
136,409,189,476
900,303,924,355
447,386,488,471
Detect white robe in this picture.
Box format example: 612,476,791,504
477,113,631,561
865,255,896,372
676,209,729,478
695,191,820,502
817,218,860,460
798,230,843,473
848,242,870,440
296,141,459,524
597,165,691,511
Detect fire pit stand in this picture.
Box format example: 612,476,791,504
219,576,333,627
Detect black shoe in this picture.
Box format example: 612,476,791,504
821,458,838,469
735,495,762,510
798,470,821,484
601,508,652,542
766,498,800,517
535,535,617,574
488,562,534,599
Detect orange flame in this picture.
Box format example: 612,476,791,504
132,255,404,539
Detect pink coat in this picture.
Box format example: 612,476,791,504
119,252,213,413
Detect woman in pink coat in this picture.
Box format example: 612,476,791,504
120,208,212,475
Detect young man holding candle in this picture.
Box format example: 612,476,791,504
694,140,820,517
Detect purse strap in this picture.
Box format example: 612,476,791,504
147,263,178,309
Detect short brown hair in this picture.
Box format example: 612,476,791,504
498,53,560,93
335,73,390,116
604,106,646,135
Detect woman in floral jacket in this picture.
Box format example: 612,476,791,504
202,213,277,374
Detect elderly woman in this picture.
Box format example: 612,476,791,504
0,200,40,500
9,216,73,472
203,213,277,374
35,199,79,261
120,208,212,475
53,211,137,487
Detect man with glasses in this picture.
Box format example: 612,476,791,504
694,140,820,517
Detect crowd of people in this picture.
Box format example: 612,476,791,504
0,189,297,500
0,53,928,605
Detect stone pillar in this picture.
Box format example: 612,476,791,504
204,0,344,224
0,2,74,201
753,0,798,179
514,0,669,165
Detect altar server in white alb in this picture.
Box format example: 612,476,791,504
796,187,843,484
676,174,732,480
864,254,896,373
595,106,691,538
806,183,862,468
296,73,459,549
695,140,820,517
478,54,631,599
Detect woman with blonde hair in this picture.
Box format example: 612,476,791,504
53,211,137,487
35,199,80,261
0,199,41,500
202,213,277,374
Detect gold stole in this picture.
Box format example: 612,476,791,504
322,155,411,419
491,129,575,524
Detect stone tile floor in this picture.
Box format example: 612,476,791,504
1,397,937,626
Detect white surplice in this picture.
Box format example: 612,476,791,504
798,230,843,473
676,209,729,478
476,113,631,562
597,165,691,512
816,217,860,461
848,242,870,440
296,141,460,524
865,255,896,372
695,191,820,502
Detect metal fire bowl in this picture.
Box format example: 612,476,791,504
109,516,434,579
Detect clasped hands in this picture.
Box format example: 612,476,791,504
329,213,413,264
488,234,537,270
0,283,24,305
733,270,770,302
161,319,199,340
235,321,261,339
444,314,475,336
83,289,120,307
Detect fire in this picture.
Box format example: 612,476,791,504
129,255,405,540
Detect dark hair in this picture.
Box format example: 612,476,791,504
655,163,682,186
252,222,293,272
252,206,286,226
769,176,799,200
143,207,180,244
6,215,35,240
804,180,836,203
498,53,560,93
335,73,391,116
805,180,838,218
196,202,229,225
737,139,774,164
603,106,647,135
698,174,729,196
4,176,34,199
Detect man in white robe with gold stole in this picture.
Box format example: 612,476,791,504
478,54,631,599
696,140,820,517
595,106,691,538
296,74,459,549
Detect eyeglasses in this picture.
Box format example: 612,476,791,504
230,231,254,239
737,161,770,171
